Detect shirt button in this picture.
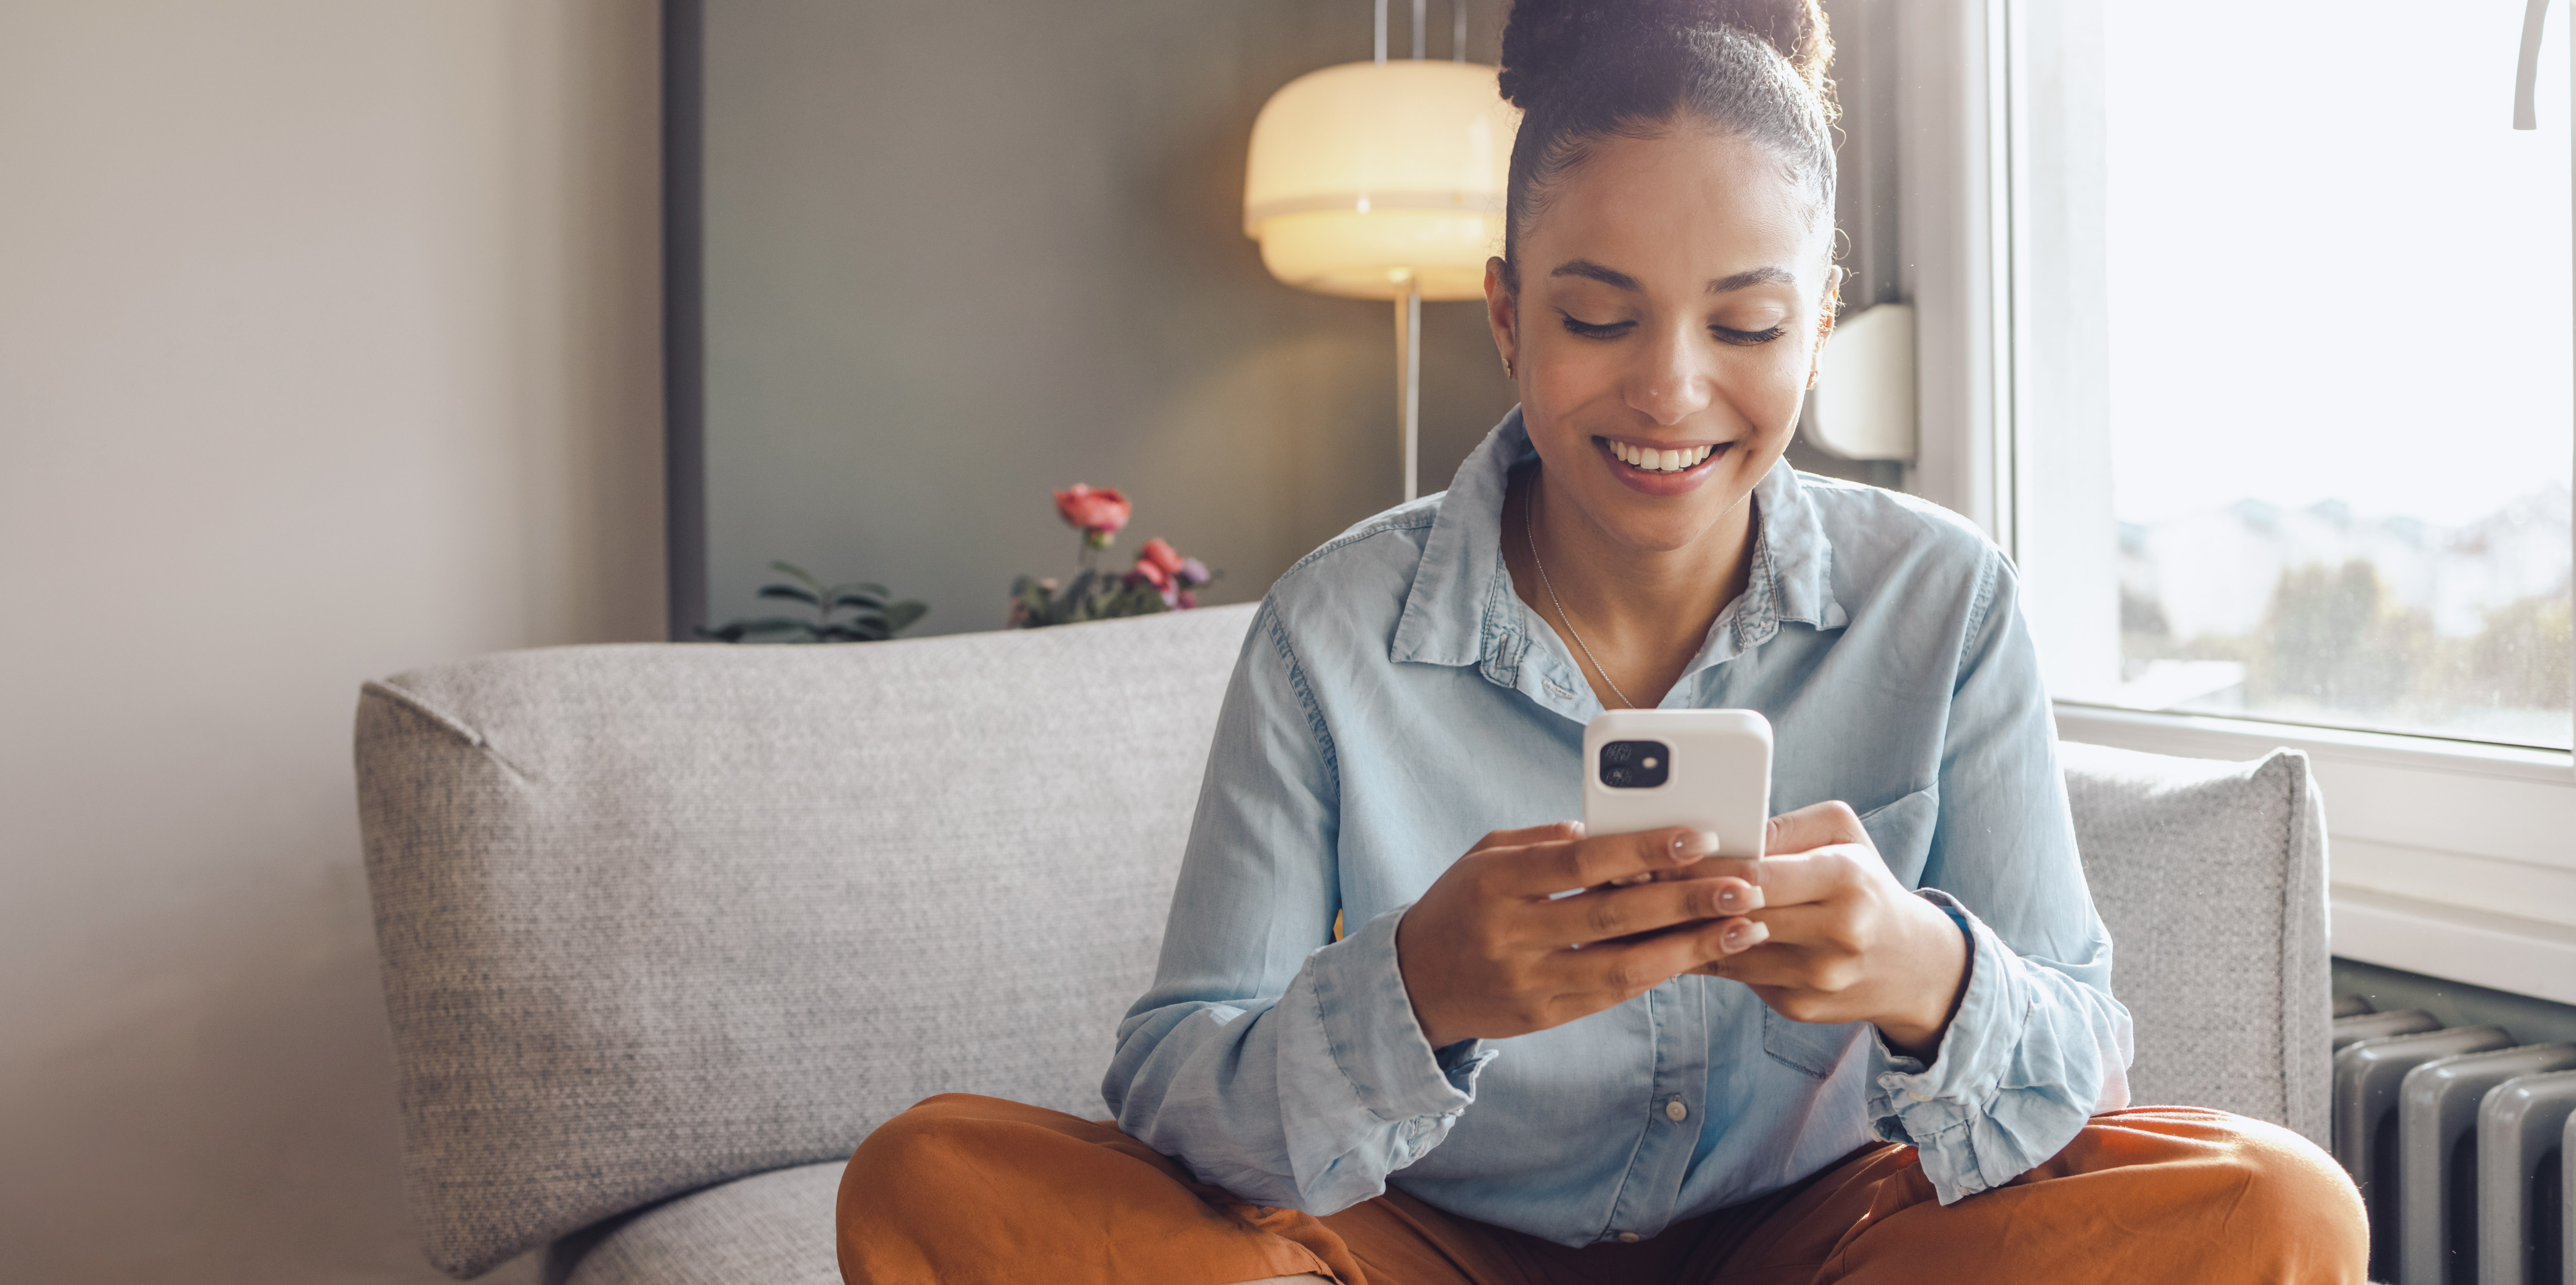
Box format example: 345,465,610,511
1664,1099,1688,1123
1617,1232,1642,1244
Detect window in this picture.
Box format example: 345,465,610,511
2071,0,2574,752
1850,0,2576,1000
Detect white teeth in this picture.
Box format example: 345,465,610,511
1609,441,1718,471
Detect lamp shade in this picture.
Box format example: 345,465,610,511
1244,60,1520,301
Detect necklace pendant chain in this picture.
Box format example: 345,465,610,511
1523,475,1637,710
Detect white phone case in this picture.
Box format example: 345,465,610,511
1581,708,1773,858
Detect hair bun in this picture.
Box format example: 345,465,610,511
1499,0,1831,109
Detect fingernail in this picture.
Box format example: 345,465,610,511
1673,830,1720,858
1717,887,1743,912
1723,922,1750,949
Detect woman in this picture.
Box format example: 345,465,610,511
839,2,2366,1280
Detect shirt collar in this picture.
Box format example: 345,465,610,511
1389,407,1848,686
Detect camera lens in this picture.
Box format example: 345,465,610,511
1599,740,1670,789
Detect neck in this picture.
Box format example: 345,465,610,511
1504,464,1758,708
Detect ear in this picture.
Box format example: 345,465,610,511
1806,264,1845,390
1484,256,1519,381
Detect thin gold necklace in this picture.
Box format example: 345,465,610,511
1522,475,1636,709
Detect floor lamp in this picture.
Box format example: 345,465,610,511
1243,0,1520,502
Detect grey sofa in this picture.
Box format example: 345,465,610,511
354,603,2331,1284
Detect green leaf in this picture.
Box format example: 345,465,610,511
757,584,822,607
885,600,928,634
831,589,888,611
768,560,823,589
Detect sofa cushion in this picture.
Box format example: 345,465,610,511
554,1162,842,1285
2058,740,2330,1145
355,605,1259,1277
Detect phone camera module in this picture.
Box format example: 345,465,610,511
1598,739,1671,789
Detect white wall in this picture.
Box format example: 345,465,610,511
0,4,662,1281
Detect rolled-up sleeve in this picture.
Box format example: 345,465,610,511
1103,600,1494,1213
1864,553,2136,1204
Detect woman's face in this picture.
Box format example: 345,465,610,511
1486,126,1835,554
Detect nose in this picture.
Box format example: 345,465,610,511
1623,323,1713,426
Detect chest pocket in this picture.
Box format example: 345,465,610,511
1762,1008,1865,1079
1855,785,1939,887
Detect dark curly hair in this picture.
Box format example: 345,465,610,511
1497,0,1837,290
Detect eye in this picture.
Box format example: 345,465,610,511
1711,324,1789,346
1558,312,1636,340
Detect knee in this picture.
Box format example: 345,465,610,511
2190,1112,2367,1269
842,1094,1050,1195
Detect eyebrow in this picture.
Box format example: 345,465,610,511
1547,259,1798,294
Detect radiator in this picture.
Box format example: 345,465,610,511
2331,995,2576,1284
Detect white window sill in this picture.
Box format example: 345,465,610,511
2054,702,2576,1004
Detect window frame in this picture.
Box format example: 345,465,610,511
1872,0,2576,1001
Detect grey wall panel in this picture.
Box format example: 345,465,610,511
697,0,1517,636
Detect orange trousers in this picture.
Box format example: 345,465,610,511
837,1094,2365,1284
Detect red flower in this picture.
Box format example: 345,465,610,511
1138,537,1184,576
1054,484,1131,535
1130,558,1173,592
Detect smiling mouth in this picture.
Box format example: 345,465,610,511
1601,438,1725,475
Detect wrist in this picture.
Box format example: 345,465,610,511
1393,911,1464,1050
1876,898,1971,1060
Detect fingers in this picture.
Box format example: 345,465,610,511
1549,916,1771,1004
1696,940,1856,999
1762,800,1868,858
1528,871,1765,946
1501,827,1721,898
1471,820,1585,853
1669,848,1858,910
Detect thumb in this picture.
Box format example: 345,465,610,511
1764,801,1866,857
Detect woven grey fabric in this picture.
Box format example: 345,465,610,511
355,605,1259,1278
2058,740,2332,1146
552,1161,842,1285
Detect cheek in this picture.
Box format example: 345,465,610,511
1520,341,1623,425
1726,346,1819,435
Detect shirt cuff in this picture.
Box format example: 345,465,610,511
1304,903,1496,1122
1865,888,2034,1203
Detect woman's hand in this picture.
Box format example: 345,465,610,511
1395,822,1771,1050
1694,802,1971,1060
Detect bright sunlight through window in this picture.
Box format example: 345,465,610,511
2082,0,2575,749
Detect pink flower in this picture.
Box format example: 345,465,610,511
1138,537,1184,577
1054,484,1131,535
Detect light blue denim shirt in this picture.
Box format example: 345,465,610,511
1105,410,2133,1246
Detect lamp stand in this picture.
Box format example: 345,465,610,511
1393,270,1422,502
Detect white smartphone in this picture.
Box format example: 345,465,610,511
1581,708,1773,859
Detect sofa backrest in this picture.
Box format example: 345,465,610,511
355,605,1260,1278
356,605,2329,1278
